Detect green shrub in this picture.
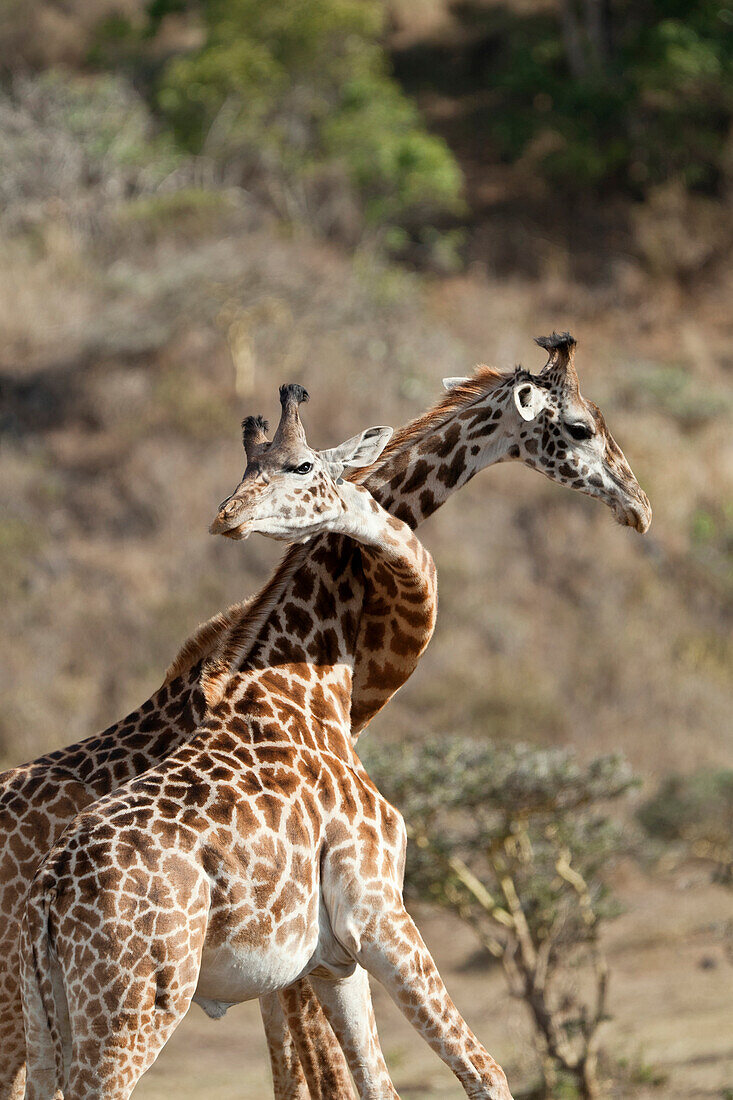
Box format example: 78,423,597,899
0,71,182,226
153,0,462,250
365,738,637,1098
115,188,235,242
638,768,733,882
23,70,177,177
426,0,733,200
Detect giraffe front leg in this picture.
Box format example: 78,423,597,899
308,966,397,1099
332,889,513,1100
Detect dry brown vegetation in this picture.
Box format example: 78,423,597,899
0,4,732,1095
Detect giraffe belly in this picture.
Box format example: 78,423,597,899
194,935,317,1010
191,887,352,1013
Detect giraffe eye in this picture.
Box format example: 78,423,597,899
294,462,313,475
565,422,594,442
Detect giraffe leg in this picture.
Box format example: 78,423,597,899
275,979,355,1100
21,873,207,1100
259,992,312,1100
333,893,513,1100
0,990,26,1100
0,1065,24,1100
58,987,194,1100
0,1005,27,1100
0,880,30,1100
308,967,397,1099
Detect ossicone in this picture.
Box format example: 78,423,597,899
536,331,578,391
273,383,309,448
534,332,576,354
241,415,270,462
241,414,269,439
279,383,309,408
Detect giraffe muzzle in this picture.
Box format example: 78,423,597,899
632,489,652,533
613,489,652,533
209,498,254,539
604,463,652,534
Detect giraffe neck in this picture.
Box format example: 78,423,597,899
36,369,513,787
346,371,517,734
326,482,429,561
360,371,515,528
202,482,437,740
203,372,514,742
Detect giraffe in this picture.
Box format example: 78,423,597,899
19,332,652,1100
2,333,650,1099
0,402,440,1100
19,387,448,1100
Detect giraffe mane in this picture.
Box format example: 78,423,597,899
353,364,505,482
163,602,254,684
163,363,505,687
199,544,308,706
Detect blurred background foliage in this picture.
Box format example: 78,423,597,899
419,0,733,196
365,739,638,1098
89,0,465,255
5,0,733,268
638,767,733,884
0,1,732,1096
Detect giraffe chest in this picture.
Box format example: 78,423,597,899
192,828,361,1014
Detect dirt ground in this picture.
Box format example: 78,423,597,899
133,868,733,1099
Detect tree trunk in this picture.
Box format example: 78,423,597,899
561,0,587,80
579,1048,602,1098
560,0,614,79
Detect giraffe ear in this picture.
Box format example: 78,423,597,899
513,380,548,422
442,376,470,392
320,426,393,478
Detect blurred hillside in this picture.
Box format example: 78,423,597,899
0,3,732,1097
0,61,729,774
390,0,733,282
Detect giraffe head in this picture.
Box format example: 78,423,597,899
210,383,393,541
446,333,652,532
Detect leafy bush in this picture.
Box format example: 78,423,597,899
0,71,184,232
638,768,733,883
115,188,236,243
420,0,733,200
365,738,637,1098
152,0,463,250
